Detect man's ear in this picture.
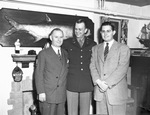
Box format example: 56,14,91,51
84,28,88,34
50,36,52,41
113,30,116,36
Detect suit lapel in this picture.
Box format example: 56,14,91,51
48,47,63,75
82,37,88,48
71,38,80,48
60,49,66,66
50,46,63,64
97,41,118,62
107,41,118,60
98,43,105,63
58,49,67,77
82,37,93,48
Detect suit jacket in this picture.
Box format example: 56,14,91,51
90,40,130,105
62,37,96,92
35,46,68,104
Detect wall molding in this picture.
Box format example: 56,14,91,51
1,0,150,20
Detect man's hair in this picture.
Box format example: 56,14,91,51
100,21,115,31
48,28,63,38
75,18,87,28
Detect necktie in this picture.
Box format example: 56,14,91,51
79,39,83,47
104,43,109,61
57,49,61,60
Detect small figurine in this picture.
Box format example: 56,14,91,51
14,39,20,54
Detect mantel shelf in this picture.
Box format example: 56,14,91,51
11,54,37,62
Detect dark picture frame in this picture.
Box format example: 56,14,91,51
130,48,148,56
98,16,122,43
0,8,94,47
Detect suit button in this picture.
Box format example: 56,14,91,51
57,85,59,87
81,68,83,71
104,74,106,76
56,76,58,78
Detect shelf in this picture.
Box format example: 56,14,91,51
11,54,36,62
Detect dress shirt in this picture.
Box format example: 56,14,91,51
51,45,61,55
104,39,114,50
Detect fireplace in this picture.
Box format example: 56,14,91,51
7,54,37,115
7,76,36,115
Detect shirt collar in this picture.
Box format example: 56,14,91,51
104,39,114,50
51,45,61,54
77,37,85,43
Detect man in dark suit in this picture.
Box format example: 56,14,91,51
90,21,130,115
62,18,96,115
35,28,68,115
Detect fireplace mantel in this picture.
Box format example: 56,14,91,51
11,54,37,68
11,54,36,62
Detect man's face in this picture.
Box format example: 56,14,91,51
100,25,116,42
50,30,64,47
75,22,87,38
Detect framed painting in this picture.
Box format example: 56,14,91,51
0,8,94,47
98,16,122,43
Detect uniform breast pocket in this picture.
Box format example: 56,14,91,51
86,49,92,58
68,48,78,55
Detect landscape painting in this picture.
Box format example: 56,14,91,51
0,8,94,47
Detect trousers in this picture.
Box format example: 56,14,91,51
67,90,91,115
96,93,126,115
39,101,65,115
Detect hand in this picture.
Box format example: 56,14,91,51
99,87,105,93
96,79,109,92
100,81,109,91
38,93,46,102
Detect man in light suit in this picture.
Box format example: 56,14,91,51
35,28,68,115
90,21,130,115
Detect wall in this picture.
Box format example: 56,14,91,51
105,1,150,48
0,0,150,115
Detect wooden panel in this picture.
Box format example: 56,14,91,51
130,56,150,109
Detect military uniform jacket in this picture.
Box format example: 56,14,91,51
35,47,68,103
62,37,96,92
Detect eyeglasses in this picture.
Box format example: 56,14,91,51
100,30,113,34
